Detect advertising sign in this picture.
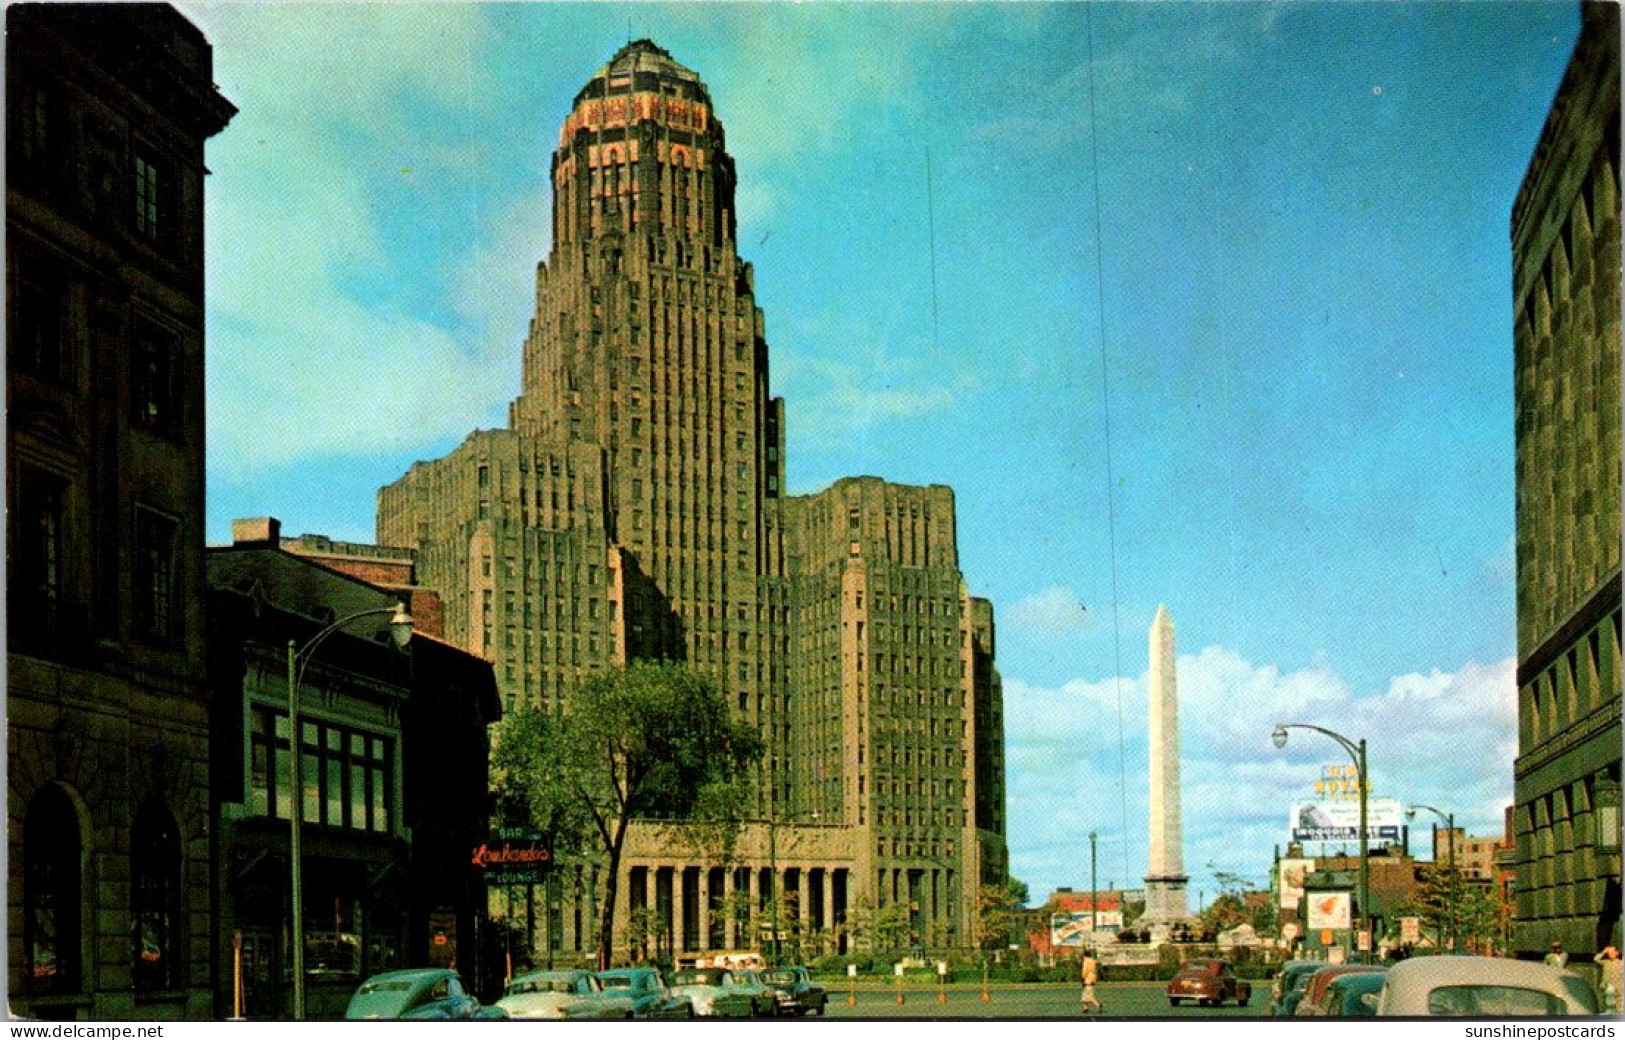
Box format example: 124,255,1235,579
1277,858,1315,911
471,828,552,884
1305,892,1351,930
1050,911,1122,947
1401,917,1421,944
1289,798,1404,844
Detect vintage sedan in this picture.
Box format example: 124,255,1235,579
1294,964,1383,1016
760,966,828,1016
1270,960,1328,1016
667,967,772,1018
1166,958,1251,1007
345,968,483,1020
1373,955,1599,1017
594,966,694,1019
495,969,634,1020
1311,970,1388,1018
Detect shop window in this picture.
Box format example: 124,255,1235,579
132,801,181,991
24,785,81,994
250,706,393,833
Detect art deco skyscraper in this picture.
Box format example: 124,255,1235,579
379,40,1005,958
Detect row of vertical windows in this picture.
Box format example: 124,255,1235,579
249,707,393,834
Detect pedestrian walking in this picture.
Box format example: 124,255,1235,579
1594,946,1622,1013
1080,951,1103,1015
1545,941,1569,969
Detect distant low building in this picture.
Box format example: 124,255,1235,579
1027,889,1127,958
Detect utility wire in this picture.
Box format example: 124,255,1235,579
1084,0,1132,887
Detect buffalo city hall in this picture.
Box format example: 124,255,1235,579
378,40,1008,958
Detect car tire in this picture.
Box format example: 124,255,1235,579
813,1006,825,1017
1168,999,1180,1008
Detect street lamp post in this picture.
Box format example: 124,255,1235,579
288,602,414,1020
766,807,819,967
1089,832,1099,940
1407,803,1455,951
1273,723,1369,964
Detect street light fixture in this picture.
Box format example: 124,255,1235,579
1272,722,1370,964
1407,803,1456,951
288,602,413,1020
766,806,819,967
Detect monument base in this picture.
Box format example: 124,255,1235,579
1140,873,1194,944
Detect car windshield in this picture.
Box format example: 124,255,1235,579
673,970,725,986
598,974,640,991
762,970,799,985
357,980,415,994
1177,962,1221,976
509,975,581,995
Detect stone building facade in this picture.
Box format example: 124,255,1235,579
378,40,1006,959
1510,1,1622,963
6,4,234,1019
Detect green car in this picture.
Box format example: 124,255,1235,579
345,968,486,1020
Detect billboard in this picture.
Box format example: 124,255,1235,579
1289,798,1403,844
1050,911,1122,947
1305,891,1352,930
1277,857,1315,911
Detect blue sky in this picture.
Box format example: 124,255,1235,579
188,2,1581,905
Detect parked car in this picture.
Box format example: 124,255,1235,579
1267,962,1332,1014
345,968,484,1020
667,967,772,1018
1270,960,1329,1016
594,966,694,1019
730,969,780,1017
1166,958,1251,1007
1311,970,1388,1018
495,968,634,1020
1373,955,1600,1016
760,965,828,1016
1295,964,1381,1016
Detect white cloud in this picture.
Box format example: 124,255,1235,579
1004,647,1518,900
1007,585,1094,639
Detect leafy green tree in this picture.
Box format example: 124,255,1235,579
975,878,1029,951
495,662,765,968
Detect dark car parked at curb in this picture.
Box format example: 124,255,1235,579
594,967,694,1019
1166,958,1251,1007
1311,970,1389,1018
1271,960,1330,1016
761,966,828,1016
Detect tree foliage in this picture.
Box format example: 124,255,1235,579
975,878,1029,951
494,661,764,968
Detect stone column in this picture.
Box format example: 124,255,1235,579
673,866,687,955
698,868,712,952
1143,604,1191,937
822,870,836,942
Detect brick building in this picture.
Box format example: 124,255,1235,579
1509,0,1622,962
6,4,234,1019
377,40,1006,960
206,522,502,1015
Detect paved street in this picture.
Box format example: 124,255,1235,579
819,983,1266,1019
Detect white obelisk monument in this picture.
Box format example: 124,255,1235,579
1142,604,1192,941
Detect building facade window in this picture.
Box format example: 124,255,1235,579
134,153,164,243
132,321,180,435
135,507,179,643
249,706,393,833
12,263,68,383
24,784,82,994
12,470,66,652
131,801,182,991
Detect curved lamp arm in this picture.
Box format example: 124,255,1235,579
1272,722,1360,770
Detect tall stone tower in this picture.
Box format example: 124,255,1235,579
1141,604,1191,940
379,40,1005,960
